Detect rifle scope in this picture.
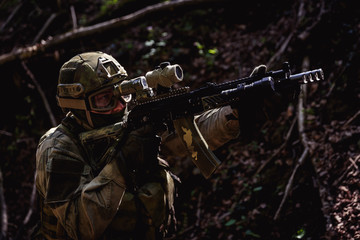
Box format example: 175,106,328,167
115,62,183,95
145,62,183,88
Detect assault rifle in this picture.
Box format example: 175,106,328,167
80,62,324,178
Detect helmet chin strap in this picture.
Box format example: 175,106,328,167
85,110,95,128
70,111,94,130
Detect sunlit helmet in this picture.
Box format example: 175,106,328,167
56,51,129,128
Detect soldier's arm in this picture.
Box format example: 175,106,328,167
160,105,239,158
160,65,268,159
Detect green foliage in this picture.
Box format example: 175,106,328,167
142,26,169,60
0,0,20,10
100,0,119,14
304,107,315,115
194,41,218,66
225,219,236,227
79,15,88,26
293,227,306,239
248,140,260,152
6,141,18,156
253,186,263,192
245,229,261,238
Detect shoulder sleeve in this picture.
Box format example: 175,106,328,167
36,126,90,203
36,126,126,239
194,105,239,150
160,106,240,159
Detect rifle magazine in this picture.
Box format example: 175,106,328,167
173,116,221,179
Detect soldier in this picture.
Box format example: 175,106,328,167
34,51,261,239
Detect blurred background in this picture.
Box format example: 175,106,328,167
0,0,359,239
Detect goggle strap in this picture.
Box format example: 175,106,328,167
57,96,87,110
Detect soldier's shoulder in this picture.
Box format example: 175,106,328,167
38,124,77,150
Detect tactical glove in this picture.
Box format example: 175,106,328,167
231,64,272,140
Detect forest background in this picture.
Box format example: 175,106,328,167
0,0,359,239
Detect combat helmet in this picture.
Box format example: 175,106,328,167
56,51,129,129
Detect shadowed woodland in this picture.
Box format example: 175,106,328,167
0,0,359,239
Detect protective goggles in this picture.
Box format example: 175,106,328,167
57,83,131,112
88,85,131,112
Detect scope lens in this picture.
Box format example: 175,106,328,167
175,66,183,79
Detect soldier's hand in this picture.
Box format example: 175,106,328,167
231,64,271,140
231,64,268,116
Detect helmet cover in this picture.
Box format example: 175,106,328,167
57,51,128,128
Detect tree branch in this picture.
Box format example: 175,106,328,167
0,170,8,240
274,147,309,220
0,0,226,65
253,116,297,177
21,61,57,127
274,57,310,220
14,175,37,240
32,13,58,45
0,2,23,32
70,5,78,30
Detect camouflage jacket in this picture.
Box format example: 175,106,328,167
35,106,239,240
